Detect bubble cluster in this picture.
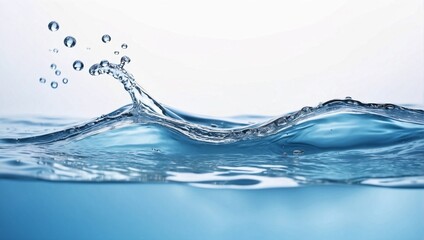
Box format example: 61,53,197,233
64,36,76,48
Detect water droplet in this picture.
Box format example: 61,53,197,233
121,43,128,49
39,77,46,83
86,47,91,50
51,81,58,89
53,48,59,53
120,56,131,67
48,21,59,31
64,36,76,48
62,78,68,84
102,34,111,43
345,96,352,100
55,70,61,76
114,51,119,55
50,64,57,70
73,60,84,71
100,60,109,67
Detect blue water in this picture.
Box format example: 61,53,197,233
1,66,424,239
1,89,423,187
1,25,424,239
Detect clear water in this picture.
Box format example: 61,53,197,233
102,34,111,43
1,21,424,239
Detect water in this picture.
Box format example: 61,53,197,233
72,60,84,71
64,36,76,48
2,57,423,188
48,21,59,31
1,21,424,239
50,81,58,89
102,34,111,43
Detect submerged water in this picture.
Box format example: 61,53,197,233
1,56,423,189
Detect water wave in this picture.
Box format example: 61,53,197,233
1,59,423,189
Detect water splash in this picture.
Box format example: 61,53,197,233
2,56,423,188
2,23,424,189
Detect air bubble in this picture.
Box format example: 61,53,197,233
48,21,59,31
64,36,76,48
293,149,304,155
102,34,111,43
73,60,84,71
121,43,128,49
50,64,57,70
114,51,119,55
62,78,68,84
39,77,46,83
51,81,58,89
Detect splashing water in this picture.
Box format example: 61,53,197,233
2,23,424,189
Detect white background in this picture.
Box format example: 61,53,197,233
0,0,423,118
